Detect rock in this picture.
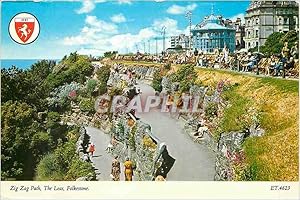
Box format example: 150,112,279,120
249,125,265,137
76,177,87,181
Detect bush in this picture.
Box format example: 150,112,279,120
46,112,61,128
96,65,111,95
205,102,218,119
36,132,95,181
86,79,98,96
169,65,197,92
152,70,163,92
79,97,95,114
164,63,171,70
47,82,81,112
30,132,53,161
36,153,65,181
65,156,95,180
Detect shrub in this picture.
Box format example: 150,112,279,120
30,132,53,161
65,156,95,180
205,102,218,119
152,70,163,92
96,65,111,95
169,65,197,92
36,131,94,181
47,82,81,112
79,97,95,114
36,153,65,181
86,79,98,96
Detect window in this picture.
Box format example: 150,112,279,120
278,17,282,25
256,42,259,47
255,30,259,37
256,18,259,25
248,31,251,37
248,42,251,48
284,18,288,24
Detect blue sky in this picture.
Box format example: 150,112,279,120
1,0,250,59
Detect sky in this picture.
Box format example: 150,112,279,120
1,0,250,59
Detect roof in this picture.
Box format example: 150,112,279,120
193,14,235,31
195,22,234,31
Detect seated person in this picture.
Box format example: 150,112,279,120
246,55,256,71
285,57,295,70
274,58,283,76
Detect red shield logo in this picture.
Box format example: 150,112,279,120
14,18,35,43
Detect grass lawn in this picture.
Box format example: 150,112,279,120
194,67,298,181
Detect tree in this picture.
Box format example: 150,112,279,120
175,45,183,49
36,134,95,181
1,101,36,179
170,64,197,92
104,51,118,58
152,70,163,92
1,101,66,180
260,31,299,56
96,65,111,95
86,79,98,96
260,32,285,56
46,53,93,89
1,60,56,111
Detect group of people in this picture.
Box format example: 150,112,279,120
86,141,135,181
111,156,134,181
113,41,298,78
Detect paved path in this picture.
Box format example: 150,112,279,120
136,82,216,181
85,82,216,181
85,127,131,181
85,127,113,181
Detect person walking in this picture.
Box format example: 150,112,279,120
124,157,133,181
88,143,95,157
111,156,121,181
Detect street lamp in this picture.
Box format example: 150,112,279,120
256,39,260,75
185,11,192,51
161,26,166,53
148,40,151,55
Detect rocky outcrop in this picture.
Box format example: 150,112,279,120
214,128,264,181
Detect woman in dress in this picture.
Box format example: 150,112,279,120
124,157,133,181
111,156,121,181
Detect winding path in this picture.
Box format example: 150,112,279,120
85,127,113,181
136,82,216,181
85,82,216,181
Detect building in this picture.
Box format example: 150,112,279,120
220,17,246,50
170,34,190,49
191,14,236,53
244,1,299,50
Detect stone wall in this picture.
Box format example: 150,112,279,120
110,113,175,181
75,126,96,181
91,63,175,181
160,76,265,181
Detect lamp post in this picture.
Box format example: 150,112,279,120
185,11,192,51
256,38,260,75
148,40,151,55
161,26,166,53
155,37,158,56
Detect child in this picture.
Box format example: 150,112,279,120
88,143,95,157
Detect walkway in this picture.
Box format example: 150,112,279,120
85,82,216,181
136,82,216,181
